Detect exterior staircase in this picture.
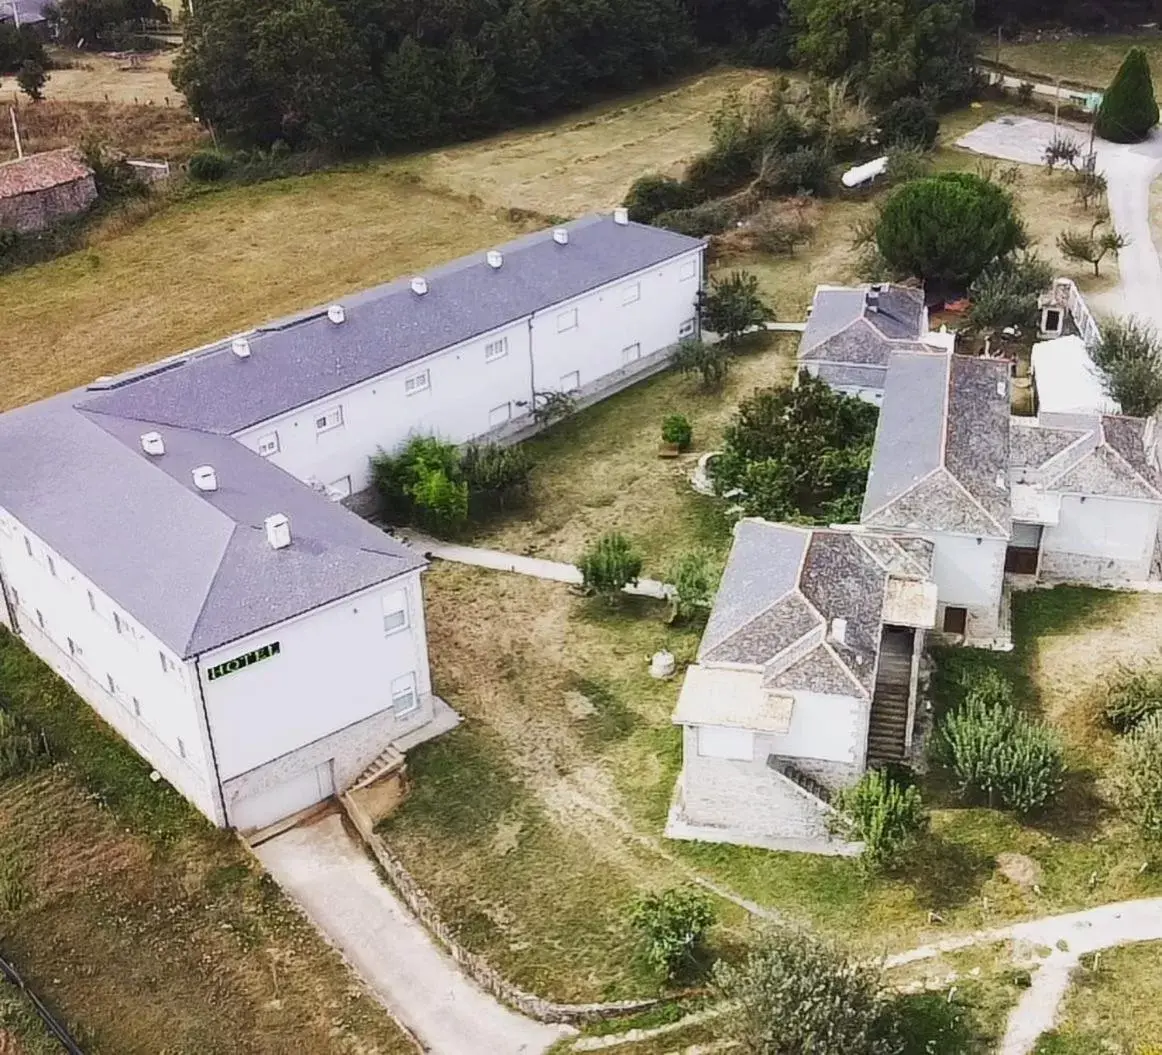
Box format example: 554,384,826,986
867,628,914,767
351,744,406,792
768,757,833,805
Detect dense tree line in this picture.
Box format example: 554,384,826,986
0,23,46,75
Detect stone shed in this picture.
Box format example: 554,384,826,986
0,148,98,234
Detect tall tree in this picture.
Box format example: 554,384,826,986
1096,46,1160,143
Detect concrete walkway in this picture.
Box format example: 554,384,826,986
253,811,568,1055
398,530,672,600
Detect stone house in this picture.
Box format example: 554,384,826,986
0,149,97,234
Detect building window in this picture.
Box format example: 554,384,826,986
680,259,697,281
46,554,56,577
697,725,754,761
257,432,280,457
560,370,580,393
391,672,419,718
315,406,344,433
942,606,968,636
484,337,508,362
23,536,32,557
107,673,117,695
382,591,408,636
488,403,511,428
621,343,641,365
404,370,430,396
557,308,578,333
679,318,696,338
622,282,641,305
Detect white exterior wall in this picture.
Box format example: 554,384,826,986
0,508,222,822
765,691,868,766
928,531,1007,640
232,247,704,494
233,319,534,495
1041,495,1161,582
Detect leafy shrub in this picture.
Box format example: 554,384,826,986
877,97,938,149
1017,81,1035,104
1093,316,1162,417
0,708,45,780
667,551,714,623
654,199,740,237
714,927,900,1055
188,149,232,183
939,683,1065,814
672,337,732,388
532,389,576,426
16,59,47,101
965,251,1054,336
1104,668,1162,733
1111,712,1162,841
1096,46,1159,143
684,144,755,199
702,269,775,345
623,174,696,223
577,533,643,602
746,202,815,256
832,769,927,871
628,885,715,980
661,413,692,450
711,371,879,523
884,146,933,185
460,441,533,515
763,144,834,196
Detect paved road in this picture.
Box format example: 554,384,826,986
957,114,1162,331
254,811,567,1055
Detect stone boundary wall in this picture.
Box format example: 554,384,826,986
340,792,669,1024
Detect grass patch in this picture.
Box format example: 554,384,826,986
0,631,416,1054
0,983,67,1055
996,35,1162,93
1034,939,1162,1054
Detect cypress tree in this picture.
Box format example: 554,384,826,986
1096,46,1160,144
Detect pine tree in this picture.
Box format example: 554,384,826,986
1096,46,1159,144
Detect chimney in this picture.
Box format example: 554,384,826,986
552,227,569,246
192,465,218,492
232,337,251,359
264,513,291,550
613,207,629,225
486,249,503,269
866,287,880,313
327,304,345,324
140,431,165,456
410,276,428,296
829,617,847,646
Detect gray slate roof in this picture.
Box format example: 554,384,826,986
699,520,933,698
862,353,1011,537
799,285,928,375
82,215,703,434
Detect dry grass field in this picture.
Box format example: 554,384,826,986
997,34,1162,92
0,50,179,107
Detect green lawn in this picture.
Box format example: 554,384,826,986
0,984,64,1055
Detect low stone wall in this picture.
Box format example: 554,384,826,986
341,792,667,1024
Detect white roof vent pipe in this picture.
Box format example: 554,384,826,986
327,304,345,324
552,227,569,246
829,617,848,646
232,337,251,359
140,431,165,456
410,276,428,296
192,465,218,492
486,249,503,269
613,207,629,225
264,513,291,550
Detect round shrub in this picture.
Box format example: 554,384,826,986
764,145,834,197
577,532,643,602
1104,669,1162,733
628,885,715,980
623,174,696,224
187,149,232,183
877,97,939,149
661,413,692,450
1112,712,1162,842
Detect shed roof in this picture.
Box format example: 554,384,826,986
0,149,92,200
1031,335,1119,418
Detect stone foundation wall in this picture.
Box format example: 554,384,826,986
0,177,97,234
1039,548,1151,585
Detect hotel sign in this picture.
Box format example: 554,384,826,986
207,641,281,681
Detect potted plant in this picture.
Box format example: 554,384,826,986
660,413,693,457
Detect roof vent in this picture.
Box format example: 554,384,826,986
613,207,629,225
327,304,346,324
486,249,503,269
264,513,291,550
140,431,165,456
829,617,848,646
232,337,251,359
192,465,218,492
410,276,428,296
996,379,1006,397
995,472,1006,490
866,288,880,313
552,227,569,246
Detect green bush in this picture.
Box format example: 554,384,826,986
577,533,643,602
623,174,696,223
1112,712,1162,842
877,97,939,149
1092,316,1162,418
965,251,1054,336
939,686,1065,814
667,551,714,623
702,269,775,345
763,144,834,196
654,199,740,237
1096,46,1160,143
1104,668,1162,733
460,441,533,515
672,337,732,388
832,770,927,871
188,149,232,182
628,885,715,980
661,413,693,450
684,143,755,199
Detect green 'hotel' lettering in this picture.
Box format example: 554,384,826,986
206,641,281,681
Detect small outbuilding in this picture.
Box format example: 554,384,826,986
1030,334,1119,426
0,148,98,234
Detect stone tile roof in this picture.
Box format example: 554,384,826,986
799,284,929,376
0,149,92,199
1010,419,1088,470
862,352,1011,537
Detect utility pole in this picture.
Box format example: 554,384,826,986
9,106,22,159
1053,78,1061,131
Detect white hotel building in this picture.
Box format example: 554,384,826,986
0,212,705,831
